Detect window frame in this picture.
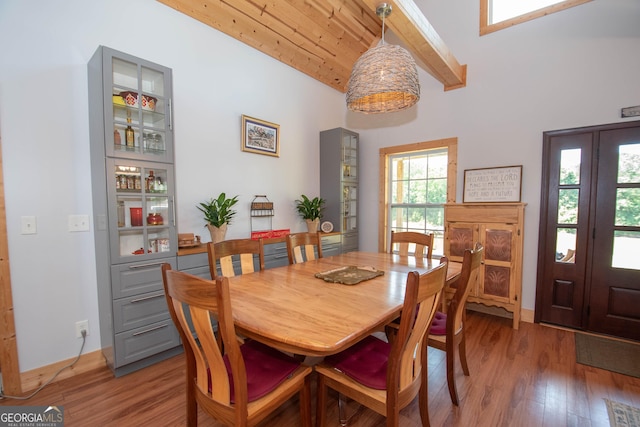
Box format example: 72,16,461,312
480,0,592,36
378,138,458,252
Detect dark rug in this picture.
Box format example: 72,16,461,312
605,399,640,427
575,333,640,378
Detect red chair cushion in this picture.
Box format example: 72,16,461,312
324,335,390,390
429,311,447,335
223,340,300,403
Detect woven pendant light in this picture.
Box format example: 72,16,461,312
346,3,420,114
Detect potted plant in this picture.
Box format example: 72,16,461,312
197,193,239,243
295,194,325,233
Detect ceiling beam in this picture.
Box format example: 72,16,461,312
359,0,466,90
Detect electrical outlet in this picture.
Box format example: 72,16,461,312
75,320,89,338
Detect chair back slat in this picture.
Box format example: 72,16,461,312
207,238,265,279
392,260,447,390
162,266,240,405
450,243,483,332
390,231,434,259
286,232,323,264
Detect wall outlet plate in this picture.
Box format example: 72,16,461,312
75,320,89,338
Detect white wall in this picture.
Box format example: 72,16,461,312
0,0,343,372
0,0,638,372
351,0,640,315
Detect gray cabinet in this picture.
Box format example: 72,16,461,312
320,128,359,252
89,46,181,376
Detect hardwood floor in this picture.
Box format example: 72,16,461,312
2,311,639,426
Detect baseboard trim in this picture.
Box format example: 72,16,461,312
466,303,534,324
20,350,106,393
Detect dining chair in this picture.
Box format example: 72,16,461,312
427,242,483,406
389,230,434,258
161,264,312,427
315,259,448,427
207,238,265,350
286,232,323,264
207,238,265,279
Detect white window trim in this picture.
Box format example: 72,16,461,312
378,138,458,252
480,0,592,36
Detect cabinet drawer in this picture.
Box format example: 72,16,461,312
114,319,180,367
342,232,358,252
180,265,211,279
111,258,177,299
113,291,171,334
321,234,342,257
264,241,288,269
177,252,208,270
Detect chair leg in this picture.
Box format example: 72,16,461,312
300,375,312,427
419,375,431,427
446,340,459,405
459,333,470,376
315,374,327,427
338,394,348,426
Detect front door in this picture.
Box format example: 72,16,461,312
535,121,640,341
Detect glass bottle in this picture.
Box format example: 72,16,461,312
147,170,155,192
114,129,121,145
117,201,125,227
125,116,135,147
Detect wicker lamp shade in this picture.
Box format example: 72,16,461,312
346,43,420,114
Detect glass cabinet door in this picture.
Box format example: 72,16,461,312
108,159,175,262
342,133,358,181
106,53,173,162
343,183,358,232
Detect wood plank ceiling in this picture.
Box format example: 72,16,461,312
157,0,466,93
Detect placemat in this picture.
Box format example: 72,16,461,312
315,266,384,285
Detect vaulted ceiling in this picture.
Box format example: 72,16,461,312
157,0,466,93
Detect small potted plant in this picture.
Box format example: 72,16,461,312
295,194,325,233
197,192,239,243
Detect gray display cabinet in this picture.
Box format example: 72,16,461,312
320,128,359,252
88,46,181,377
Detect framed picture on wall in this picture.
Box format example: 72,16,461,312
463,165,523,202
241,115,280,157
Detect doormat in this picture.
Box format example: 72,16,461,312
575,333,640,378
605,398,640,427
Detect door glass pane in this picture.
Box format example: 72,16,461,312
615,188,640,227
618,143,640,184
558,188,579,224
556,228,576,263
559,148,581,185
612,231,640,270
141,66,164,97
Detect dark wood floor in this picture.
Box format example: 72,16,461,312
3,311,639,426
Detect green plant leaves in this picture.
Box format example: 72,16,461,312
196,193,239,228
295,194,325,220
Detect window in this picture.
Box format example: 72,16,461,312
480,0,592,36
378,138,457,254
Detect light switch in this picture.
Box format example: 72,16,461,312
68,215,90,232
21,216,37,234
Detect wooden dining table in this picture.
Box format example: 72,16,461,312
227,251,461,357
